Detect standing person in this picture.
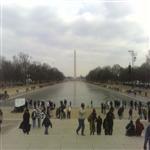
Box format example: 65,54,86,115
134,101,137,110
96,115,102,135
76,103,86,136
144,124,150,150
135,118,144,136
31,109,37,128
103,104,106,114
138,106,142,119
88,109,97,135
19,109,30,134
91,100,93,108
69,101,72,107
101,103,103,114
130,101,133,109
143,108,147,120
36,108,41,128
42,114,52,135
0,109,3,132
106,109,115,135
67,105,71,119
129,108,133,120
125,120,135,136
118,107,123,119
148,107,150,122
103,116,109,135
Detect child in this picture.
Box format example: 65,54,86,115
96,115,102,135
42,114,52,135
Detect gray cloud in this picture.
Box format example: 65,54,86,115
3,4,148,76
103,2,132,19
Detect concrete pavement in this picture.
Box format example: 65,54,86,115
1,119,146,150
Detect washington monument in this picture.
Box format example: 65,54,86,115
74,50,76,79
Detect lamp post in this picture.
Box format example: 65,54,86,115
128,50,137,68
128,50,137,85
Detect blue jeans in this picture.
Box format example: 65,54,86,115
32,119,36,128
76,119,85,135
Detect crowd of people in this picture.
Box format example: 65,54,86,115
126,119,144,136
1,98,150,149
19,99,72,135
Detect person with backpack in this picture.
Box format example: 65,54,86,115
31,109,37,128
42,114,52,135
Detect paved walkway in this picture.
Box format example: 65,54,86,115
1,119,146,150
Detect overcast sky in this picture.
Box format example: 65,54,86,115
1,0,150,76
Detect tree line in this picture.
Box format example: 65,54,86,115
86,51,150,85
0,53,65,85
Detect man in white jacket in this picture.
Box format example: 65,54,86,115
76,103,86,136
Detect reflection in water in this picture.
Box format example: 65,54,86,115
73,81,76,106
1,81,139,107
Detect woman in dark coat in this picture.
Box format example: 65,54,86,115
96,115,102,135
107,109,115,135
19,109,30,134
126,120,135,136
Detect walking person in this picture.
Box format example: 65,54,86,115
42,114,52,135
76,103,86,136
96,115,102,135
31,109,37,128
19,109,30,135
0,109,3,132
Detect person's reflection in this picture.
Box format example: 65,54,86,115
73,81,77,106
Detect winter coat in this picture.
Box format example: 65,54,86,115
135,120,144,136
42,117,52,128
19,111,30,133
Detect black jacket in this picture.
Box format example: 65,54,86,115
42,117,52,128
